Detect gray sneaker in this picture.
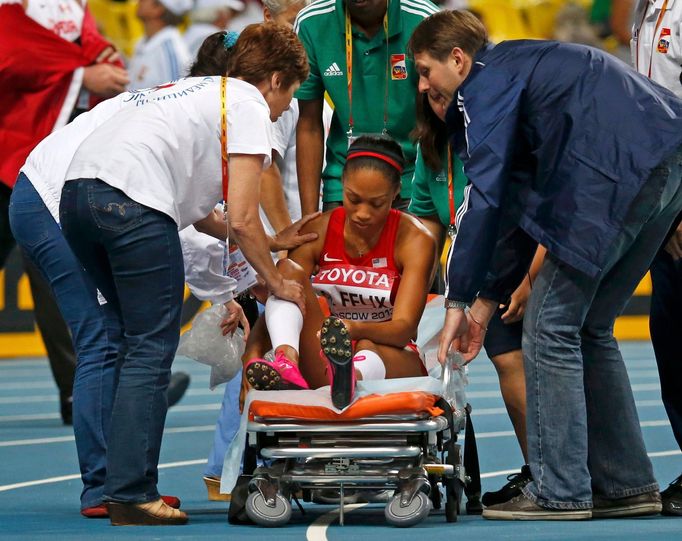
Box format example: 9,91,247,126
482,494,592,521
592,491,662,518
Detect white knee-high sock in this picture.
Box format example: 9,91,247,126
264,295,303,353
353,350,386,380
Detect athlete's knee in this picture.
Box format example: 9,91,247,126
355,338,379,352
275,258,307,281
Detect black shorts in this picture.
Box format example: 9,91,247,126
482,306,522,359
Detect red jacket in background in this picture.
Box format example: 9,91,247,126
0,3,123,188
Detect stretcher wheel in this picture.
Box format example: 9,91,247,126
444,478,463,522
245,491,292,527
384,491,432,527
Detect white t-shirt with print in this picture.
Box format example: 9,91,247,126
21,92,132,222
66,76,273,230
127,26,192,91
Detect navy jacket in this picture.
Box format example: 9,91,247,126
445,40,682,303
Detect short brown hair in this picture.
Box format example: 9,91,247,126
408,10,488,60
228,22,309,88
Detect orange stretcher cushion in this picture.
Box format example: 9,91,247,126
249,391,444,421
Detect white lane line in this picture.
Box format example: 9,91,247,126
461,419,671,441
0,404,221,422
0,459,207,492
0,426,216,448
0,435,75,447
0,391,222,405
0,413,61,422
648,450,682,458
306,503,369,540
0,360,50,367
481,468,519,479
475,430,516,439
466,371,660,385
640,420,672,427
0,378,212,392
170,404,221,413
480,449,681,479
0,382,59,390
0,395,57,404
465,383,660,399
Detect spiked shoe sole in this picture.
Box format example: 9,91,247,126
245,361,306,391
320,316,354,409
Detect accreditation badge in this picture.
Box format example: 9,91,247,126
390,54,408,80
658,28,671,54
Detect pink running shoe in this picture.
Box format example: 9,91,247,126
244,352,309,391
320,316,355,409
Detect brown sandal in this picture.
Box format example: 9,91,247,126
107,498,188,526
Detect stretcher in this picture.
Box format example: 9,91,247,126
222,296,482,527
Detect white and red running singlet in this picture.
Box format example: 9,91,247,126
313,208,402,322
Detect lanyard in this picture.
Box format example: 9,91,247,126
635,0,669,78
220,76,229,213
344,4,389,137
220,76,230,275
447,146,457,237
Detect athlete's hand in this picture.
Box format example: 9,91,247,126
83,63,129,97
271,212,321,252
664,222,682,260
269,277,305,314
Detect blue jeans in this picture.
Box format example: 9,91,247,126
205,369,243,478
9,174,122,509
60,179,184,503
522,148,682,509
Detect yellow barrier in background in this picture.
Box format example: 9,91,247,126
88,0,144,58
0,249,207,358
0,245,653,359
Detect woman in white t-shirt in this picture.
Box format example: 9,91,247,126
57,23,309,526
9,31,244,520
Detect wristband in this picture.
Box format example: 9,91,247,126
444,299,469,310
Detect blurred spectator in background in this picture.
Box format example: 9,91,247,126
0,0,128,424
588,0,633,60
185,0,245,58
631,0,682,517
128,0,192,89
553,1,603,47
228,0,266,31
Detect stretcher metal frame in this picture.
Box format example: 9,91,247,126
232,399,475,527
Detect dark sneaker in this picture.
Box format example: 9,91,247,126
482,465,532,507
320,317,355,409
661,474,682,516
482,494,591,521
592,491,662,518
167,372,190,408
60,394,73,426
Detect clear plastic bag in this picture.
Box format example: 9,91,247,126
440,351,468,412
177,304,245,389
